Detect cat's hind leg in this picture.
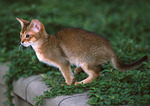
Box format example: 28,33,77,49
74,67,83,74
75,64,100,85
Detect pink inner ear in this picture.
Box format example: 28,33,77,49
32,23,41,32
35,24,40,30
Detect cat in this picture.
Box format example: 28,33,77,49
16,18,148,85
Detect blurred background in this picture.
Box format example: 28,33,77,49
0,0,150,62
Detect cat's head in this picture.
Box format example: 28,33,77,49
16,18,48,47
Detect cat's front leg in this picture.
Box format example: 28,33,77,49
59,65,75,85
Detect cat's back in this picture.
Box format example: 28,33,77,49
55,28,111,47
56,28,101,38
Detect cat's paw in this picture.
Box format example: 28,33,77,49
74,82,81,85
61,83,66,86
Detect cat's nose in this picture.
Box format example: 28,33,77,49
21,41,24,44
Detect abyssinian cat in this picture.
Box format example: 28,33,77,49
16,18,148,85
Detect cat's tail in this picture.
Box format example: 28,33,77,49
111,55,148,71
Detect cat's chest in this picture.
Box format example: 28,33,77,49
35,52,58,67
36,52,45,62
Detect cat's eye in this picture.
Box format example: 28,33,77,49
26,34,30,38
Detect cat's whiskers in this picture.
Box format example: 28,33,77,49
19,44,23,51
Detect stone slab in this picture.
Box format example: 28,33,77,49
0,63,9,85
58,93,90,106
14,94,32,106
13,75,40,100
43,93,90,106
0,84,7,106
26,76,50,105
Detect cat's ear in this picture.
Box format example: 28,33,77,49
16,17,30,29
30,19,43,32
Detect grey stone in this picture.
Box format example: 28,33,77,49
42,93,90,106
0,63,9,106
58,93,90,106
0,62,9,85
13,75,40,100
14,94,32,106
0,84,7,106
41,94,77,106
26,76,50,105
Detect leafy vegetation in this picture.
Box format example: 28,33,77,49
0,0,150,105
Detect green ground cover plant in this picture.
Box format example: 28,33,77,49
0,0,150,105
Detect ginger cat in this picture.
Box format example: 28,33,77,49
16,18,148,85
